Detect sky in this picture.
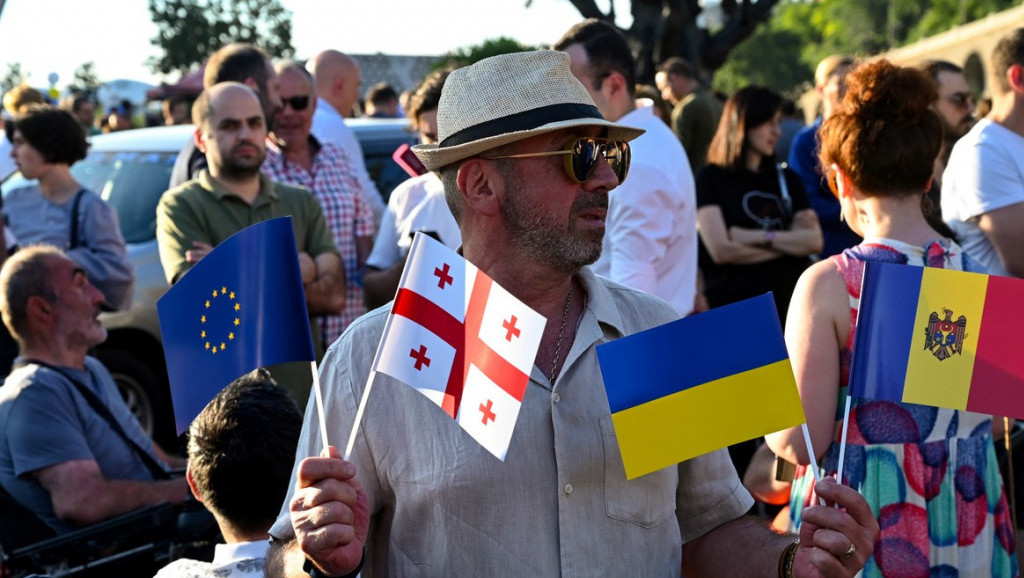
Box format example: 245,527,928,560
0,0,630,89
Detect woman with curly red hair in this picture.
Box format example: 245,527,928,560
766,59,1018,577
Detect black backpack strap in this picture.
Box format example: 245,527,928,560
17,359,170,480
68,188,86,250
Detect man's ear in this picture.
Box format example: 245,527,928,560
26,294,53,323
604,71,627,100
194,128,207,154
457,159,501,218
185,463,204,503
1007,64,1024,93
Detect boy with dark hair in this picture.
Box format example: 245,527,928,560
154,369,302,577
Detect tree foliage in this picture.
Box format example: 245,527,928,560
712,0,1023,97
147,0,294,77
433,37,540,70
69,62,101,96
562,0,780,84
1,62,24,95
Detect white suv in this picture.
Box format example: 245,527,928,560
1,119,415,448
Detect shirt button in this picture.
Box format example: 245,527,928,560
552,393,561,404
564,483,574,495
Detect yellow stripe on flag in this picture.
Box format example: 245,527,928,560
610,360,805,480
903,268,987,410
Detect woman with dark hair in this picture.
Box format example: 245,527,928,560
765,60,1018,576
3,105,133,310
695,85,822,323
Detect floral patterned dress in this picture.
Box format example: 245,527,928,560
787,237,1019,578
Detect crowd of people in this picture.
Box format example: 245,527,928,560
0,18,1022,578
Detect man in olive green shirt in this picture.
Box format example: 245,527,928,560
655,57,723,172
156,82,344,403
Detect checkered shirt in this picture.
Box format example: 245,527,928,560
263,137,375,346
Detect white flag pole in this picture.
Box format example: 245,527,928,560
342,234,426,461
343,370,379,460
310,360,330,451
800,423,822,485
836,395,853,487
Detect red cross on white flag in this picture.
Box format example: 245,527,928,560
371,233,547,460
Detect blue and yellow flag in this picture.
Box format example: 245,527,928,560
597,294,805,479
157,217,315,434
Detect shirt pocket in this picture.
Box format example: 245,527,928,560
600,416,677,528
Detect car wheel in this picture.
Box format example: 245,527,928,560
94,349,176,450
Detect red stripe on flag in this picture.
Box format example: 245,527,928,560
392,282,531,419
463,275,531,402
967,275,1024,418
392,288,465,417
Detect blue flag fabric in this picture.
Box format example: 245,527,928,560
157,217,315,434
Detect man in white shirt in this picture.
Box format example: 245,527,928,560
942,28,1024,278
363,69,460,309
306,50,385,224
554,19,698,315
154,370,302,578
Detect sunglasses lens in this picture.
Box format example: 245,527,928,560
285,96,310,111
608,141,630,183
565,139,631,184
569,139,599,182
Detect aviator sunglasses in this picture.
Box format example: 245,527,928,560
281,95,311,111
486,137,631,184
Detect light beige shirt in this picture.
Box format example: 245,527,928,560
272,267,753,576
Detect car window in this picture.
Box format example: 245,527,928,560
2,151,176,246
73,151,177,244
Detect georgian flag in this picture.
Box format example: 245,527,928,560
372,233,546,460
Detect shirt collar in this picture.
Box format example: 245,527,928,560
315,97,343,121
577,266,626,339
265,134,323,172
198,169,279,203
212,539,269,564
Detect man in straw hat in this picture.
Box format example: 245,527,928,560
265,50,878,577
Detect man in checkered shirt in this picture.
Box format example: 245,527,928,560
262,61,376,348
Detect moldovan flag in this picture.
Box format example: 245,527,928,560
157,217,315,434
371,233,546,460
597,294,805,480
849,261,1024,418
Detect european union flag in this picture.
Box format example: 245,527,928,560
158,217,315,434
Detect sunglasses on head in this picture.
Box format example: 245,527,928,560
486,137,631,184
281,95,310,111
945,92,973,109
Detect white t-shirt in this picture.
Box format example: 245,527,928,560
591,104,698,315
942,118,1024,277
365,172,460,270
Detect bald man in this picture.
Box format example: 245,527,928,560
156,82,344,403
306,50,385,224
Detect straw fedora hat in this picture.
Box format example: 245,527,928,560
412,50,645,171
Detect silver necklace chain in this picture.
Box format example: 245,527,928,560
550,284,573,382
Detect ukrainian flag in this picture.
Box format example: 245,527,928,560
597,294,805,480
850,261,1024,419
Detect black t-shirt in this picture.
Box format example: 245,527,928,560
695,164,812,323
